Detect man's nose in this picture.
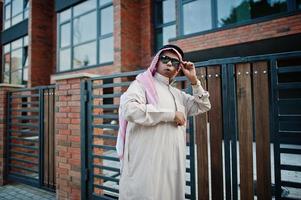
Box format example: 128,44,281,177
167,60,172,66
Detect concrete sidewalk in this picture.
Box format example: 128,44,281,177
0,182,55,200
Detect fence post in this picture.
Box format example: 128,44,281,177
0,84,24,186
52,73,97,200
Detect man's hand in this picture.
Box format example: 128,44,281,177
181,61,197,85
174,111,186,126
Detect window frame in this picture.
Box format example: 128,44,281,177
3,0,29,30
2,36,29,85
154,0,301,50
57,0,114,73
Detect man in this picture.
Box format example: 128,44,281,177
116,44,211,200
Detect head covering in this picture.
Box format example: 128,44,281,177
116,45,184,165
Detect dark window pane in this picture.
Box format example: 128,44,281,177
11,70,22,85
217,0,287,27
73,11,97,44
60,23,71,47
100,6,113,35
298,0,301,9
74,0,96,17
11,49,22,71
183,0,212,35
155,0,176,25
59,48,71,71
99,37,113,63
99,0,112,7
73,41,97,68
5,5,11,20
60,9,71,23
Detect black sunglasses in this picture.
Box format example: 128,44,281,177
159,55,181,69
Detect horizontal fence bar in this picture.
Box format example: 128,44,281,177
9,123,39,129
93,124,119,130
9,143,38,150
281,181,301,188
280,148,301,154
92,154,119,162
8,129,39,135
9,85,55,93
280,164,301,172
278,83,301,90
10,108,39,112
92,144,115,151
92,93,122,99
9,94,39,98
93,114,118,119
93,134,117,140
94,184,119,194
278,115,301,121
94,174,119,183
10,157,38,165
278,66,301,73
9,136,39,142
9,116,39,120
92,105,119,109
93,81,132,89
10,150,39,158
8,164,38,173
92,164,120,173
9,101,39,106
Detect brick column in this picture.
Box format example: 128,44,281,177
52,73,96,200
0,84,24,186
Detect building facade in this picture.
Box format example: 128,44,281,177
0,0,301,200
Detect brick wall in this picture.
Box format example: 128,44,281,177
172,13,301,53
28,0,56,87
54,75,94,200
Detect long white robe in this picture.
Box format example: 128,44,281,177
119,73,211,200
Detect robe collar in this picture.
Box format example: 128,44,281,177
154,72,175,85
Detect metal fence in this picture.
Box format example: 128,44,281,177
81,51,301,200
6,85,56,191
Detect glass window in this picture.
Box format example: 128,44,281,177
73,41,97,68
74,0,96,17
60,9,71,23
11,38,22,49
11,70,22,84
100,6,113,35
99,0,112,7
3,73,10,83
73,11,97,45
57,1,114,72
99,37,113,63
12,13,23,25
298,0,301,9
4,53,10,72
5,5,11,20
59,48,71,71
217,0,287,27
4,44,10,53
155,0,176,24
12,0,23,16
60,23,71,47
11,49,23,71
156,24,176,48
24,36,28,46
183,0,212,35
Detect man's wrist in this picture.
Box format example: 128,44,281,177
190,77,198,85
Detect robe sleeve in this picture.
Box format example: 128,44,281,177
181,80,211,116
120,80,175,126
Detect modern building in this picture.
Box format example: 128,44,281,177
0,0,300,199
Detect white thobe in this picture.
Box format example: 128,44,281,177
119,73,211,200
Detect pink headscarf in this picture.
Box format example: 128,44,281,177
116,47,183,161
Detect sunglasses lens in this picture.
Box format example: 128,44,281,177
160,55,180,68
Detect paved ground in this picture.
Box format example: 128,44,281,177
0,182,55,200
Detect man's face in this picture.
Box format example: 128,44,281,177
156,51,181,79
